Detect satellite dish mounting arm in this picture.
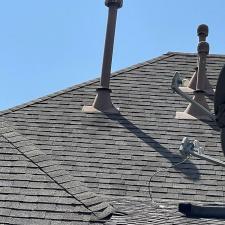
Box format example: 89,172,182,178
171,72,216,121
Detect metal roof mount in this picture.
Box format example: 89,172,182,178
82,0,123,114
188,24,214,96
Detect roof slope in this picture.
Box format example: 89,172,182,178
0,119,114,224
1,52,225,223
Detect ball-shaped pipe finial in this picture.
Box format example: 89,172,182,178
197,41,209,55
197,24,208,41
105,0,123,8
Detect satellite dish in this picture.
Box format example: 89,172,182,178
214,64,225,155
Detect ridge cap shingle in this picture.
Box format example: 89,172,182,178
0,52,175,116
167,51,225,58
0,117,114,222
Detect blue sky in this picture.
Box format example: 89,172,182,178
1,0,225,110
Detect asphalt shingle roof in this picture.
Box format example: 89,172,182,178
106,197,225,225
0,119,114,224
1,52,225,224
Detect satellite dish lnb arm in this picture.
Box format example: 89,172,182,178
180,137,225,168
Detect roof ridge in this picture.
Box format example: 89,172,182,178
167,51,225,58
0,118,114,222
0,52,175,116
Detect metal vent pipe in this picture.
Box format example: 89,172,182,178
83,0,123,113
101,0,123,89
188,24,214,95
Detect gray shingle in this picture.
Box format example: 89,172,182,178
0,120,114,224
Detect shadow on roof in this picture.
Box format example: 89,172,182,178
106,113,201,181
199,118,220,131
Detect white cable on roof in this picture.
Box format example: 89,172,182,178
148,156,190,209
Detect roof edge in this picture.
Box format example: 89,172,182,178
0,52,175,116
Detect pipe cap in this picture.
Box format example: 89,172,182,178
197,24,208,38
197,41,209,54
105,0,123,8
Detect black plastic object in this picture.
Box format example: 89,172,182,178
179,203,225,219
214,64,225,155
215,64,225,128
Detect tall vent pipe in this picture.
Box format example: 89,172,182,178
83,0,123,114
188,24,214,96
175,24,214,121
184,40,212,120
